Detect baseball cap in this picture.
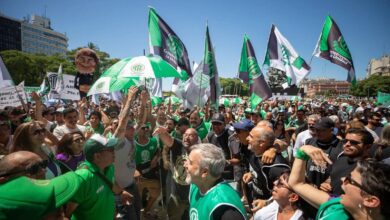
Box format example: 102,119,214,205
177,118,190,127
0,171,80,219
211,113,225,124
314,117,335,130
84,134,118,161
233,119,254,131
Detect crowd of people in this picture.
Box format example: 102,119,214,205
0,86,390,220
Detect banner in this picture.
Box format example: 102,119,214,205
0,83,27,108
60,74,80,100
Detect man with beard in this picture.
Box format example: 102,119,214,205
153,127,200,220
205,113,240,183
293,114,321,156
189,110,210,140
184,143,247,220
365,112,382,143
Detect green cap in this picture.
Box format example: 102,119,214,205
244,108,252,113
0,172,80,219
84,134,118,161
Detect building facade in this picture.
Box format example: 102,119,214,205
21,15,68,55
366,55,390,77
0,14,22,52
0,14,68,56
301,78,350,97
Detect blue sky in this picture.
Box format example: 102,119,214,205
1,0,389,90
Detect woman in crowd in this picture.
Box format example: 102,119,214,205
55,131,86,171
10,121,62,179
85,110,105,135
274,119,291,146
289,144,390,220
103,118,119,138
370,124,390,164
254,171,305,220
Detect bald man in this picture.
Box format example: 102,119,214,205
242,126,290,213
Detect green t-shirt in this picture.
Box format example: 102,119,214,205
189,182,247,220
316,197,351,220
71,161,115,220
193,120,210,140
134,136,160,179
86,122,105,135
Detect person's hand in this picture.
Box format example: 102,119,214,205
127,86,138,99
152,126,168,136
261,148,277,164
242,172,253,184
84,129,94,139
31,91,41,103
300,145,332,168
319,178,332,193
104,126,112,133
121,191,134,206
251,199,267,213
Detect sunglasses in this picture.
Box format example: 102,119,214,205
342,139,362,146
343,173,371,194
212,122,223,126
32,128,46,135
0,160,48,178
141,127,149,130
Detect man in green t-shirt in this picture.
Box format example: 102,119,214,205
66,134,132,220
0,151,81,219
184,143,247,220
189,110,210,140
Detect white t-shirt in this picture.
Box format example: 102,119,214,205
254,200,304,220
114,138,136,188
53,124,86,140
293,129,313,156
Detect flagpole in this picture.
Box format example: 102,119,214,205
296,54,315,97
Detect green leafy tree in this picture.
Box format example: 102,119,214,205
350,75,390,97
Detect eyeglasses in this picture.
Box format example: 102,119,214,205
274,177,292,191
141,127,149,130
342,139,362,146
343,173,371,194
32,128,46,135
0,160,48,178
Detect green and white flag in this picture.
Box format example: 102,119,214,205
314,15,356,86
238,35,272,109
264,25,311,89
203,25,220,109
377,91,390,107
148,7,192,92
239,35,272,109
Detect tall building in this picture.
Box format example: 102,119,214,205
21,15,68,55
366,55,390,77
0,14,22,51
0,14,68,56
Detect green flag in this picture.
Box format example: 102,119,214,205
377,91,390,106
239,35,272,110
203,25,220,109
148,8,192,87
314,15,356,86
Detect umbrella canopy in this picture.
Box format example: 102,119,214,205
164,96,182,105
88,55,188,96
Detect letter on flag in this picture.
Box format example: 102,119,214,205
239,35,272,109
264,25,311,88
313,15,356,86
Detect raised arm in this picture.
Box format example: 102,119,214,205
113,86,138,139
288,145,332,208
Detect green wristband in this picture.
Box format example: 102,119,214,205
295,149,310,161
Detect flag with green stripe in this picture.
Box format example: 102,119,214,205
264,25,311,88
313,15,356,86
239,35,272,110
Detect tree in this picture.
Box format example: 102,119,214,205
219,77,249,97
350,75,390,97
